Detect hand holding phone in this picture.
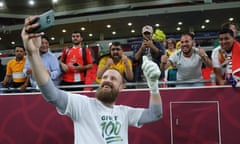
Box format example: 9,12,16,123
30,10,55,33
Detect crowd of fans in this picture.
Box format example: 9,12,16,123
0,21,240,93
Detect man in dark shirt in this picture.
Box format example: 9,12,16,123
132,25,165,83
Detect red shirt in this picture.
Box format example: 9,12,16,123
61,46,92,82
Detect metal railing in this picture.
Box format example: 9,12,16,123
0,79,213,93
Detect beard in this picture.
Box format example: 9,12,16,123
40,50,47,55
182,47,192,55
72,40,80,45
112,54,121,61
95,82,119,104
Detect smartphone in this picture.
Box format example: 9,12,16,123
31,9,55,33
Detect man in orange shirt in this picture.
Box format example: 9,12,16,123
1,45,29,92
59,31,93,91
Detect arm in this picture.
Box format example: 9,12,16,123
75,48,93,72
22,17,49,85
134,42,146,60
198,47,212,68
122,55,133,81
201,55,212,67
211,48,224,85
96,58,113,79
160,55,172,71
139,56,163,124
19,76,30,92
213,67,225,85
146,40,160,54
1,75,11,86
19,59,31,91
50,68,61,80
142,35,160,54
59,50,71,73
49,56,62,80
1,62,11,86
21,16,68,111
75,63,93,72
59,60,69,72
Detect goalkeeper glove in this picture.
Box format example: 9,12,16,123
141,56,161,94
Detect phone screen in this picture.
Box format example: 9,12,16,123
31,10,55,33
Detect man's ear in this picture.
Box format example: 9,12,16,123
80,37,83,41
119,78,127,90
119,83,125,90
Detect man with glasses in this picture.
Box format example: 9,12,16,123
96,41,133,83
132,25,165,83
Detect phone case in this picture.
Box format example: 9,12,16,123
33,10,55,33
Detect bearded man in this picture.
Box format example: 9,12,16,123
96,41,133,83
21,15,163,144
160,32,212,87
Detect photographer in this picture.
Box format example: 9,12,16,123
132,25,165,83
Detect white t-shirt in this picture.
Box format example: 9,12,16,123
58,93,144,144
211,46,232,78
169,48,203,81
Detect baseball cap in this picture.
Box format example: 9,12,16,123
142,25,153,34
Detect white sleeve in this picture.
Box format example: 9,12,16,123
168,50,179,65
58,93,89,121
211,48,221,68
125,106,145,128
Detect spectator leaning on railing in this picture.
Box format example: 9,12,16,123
211,28,240,87
96,41,133,84
1,45,30,92
160,32,212,87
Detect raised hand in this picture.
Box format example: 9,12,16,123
106,58,114,67
21,16,44,54
142,56,161,94
198,46,207,57
21,16,49,85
